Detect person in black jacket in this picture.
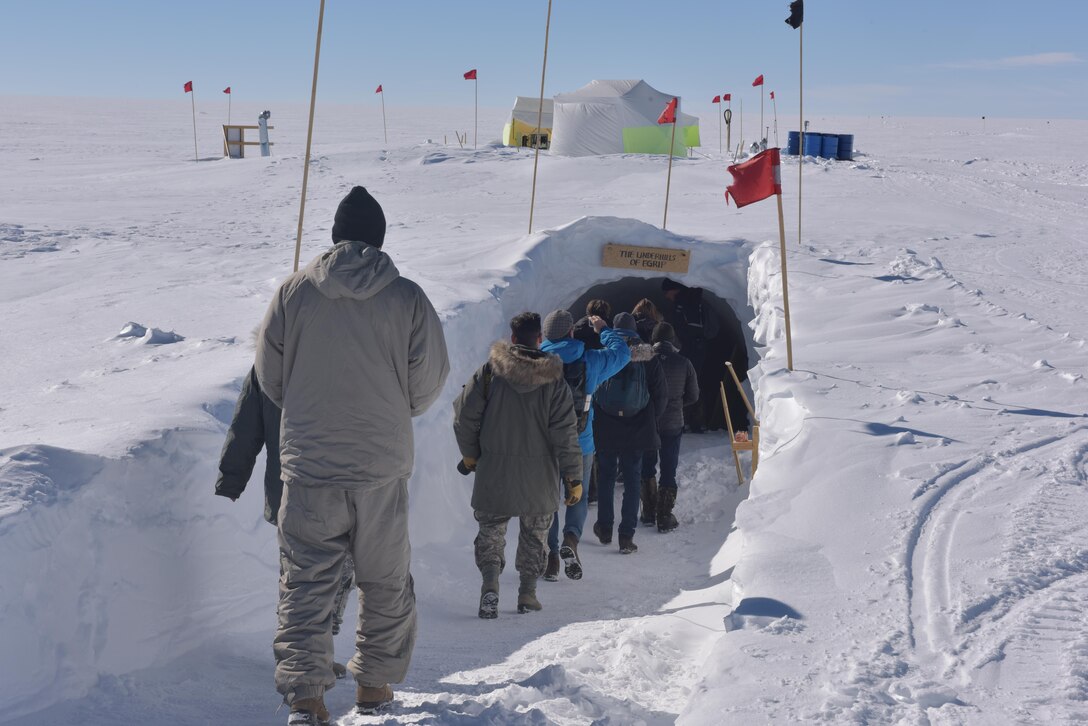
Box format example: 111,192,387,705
650,323,699,532
214,366,355,660
591,313,667,554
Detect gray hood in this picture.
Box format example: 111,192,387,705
305,240,399,301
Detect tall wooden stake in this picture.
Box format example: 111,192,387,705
473,77,478,149
190,89,198,161
293,0,325,273
528,0,553,234
760,84,765,143
717,99,722,154
772,94,779,147
798,23,804,246
662,118,678,229
227,91,231,126
380,90,388,144
775,192,795,371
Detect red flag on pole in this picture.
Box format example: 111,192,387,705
712,95,721,104
752,74,764,87
223,86,231,94
770,90,775,100
463,69,477,80
657,97,678,125
375,84,383,93
184,81,193,93
723,93,731,101
725,148,782,207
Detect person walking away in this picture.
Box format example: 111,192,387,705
661,279,721,433
255,186,450,724
591,312,667,554
539,309,630,582
452,312,583,618
214,366,355,677
572,299,614,504
631,298,663,344
630,298,665,522
572,299,613,351
649,323,699,532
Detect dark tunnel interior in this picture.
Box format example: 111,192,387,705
567,277,753,434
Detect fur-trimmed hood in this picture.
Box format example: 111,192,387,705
628,340,654,363
488,341,563,392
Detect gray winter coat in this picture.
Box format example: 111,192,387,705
255,240,450,489
452,341,583,517
653,341,700,435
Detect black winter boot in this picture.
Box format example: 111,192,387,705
657,488,678,532
543,552,560,582
639,477,658,525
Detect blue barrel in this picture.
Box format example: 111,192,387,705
821,133,839,159
836,134,854,160
787,131,800,155
802,132,822,156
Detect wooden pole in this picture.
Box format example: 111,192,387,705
775,192,795,371
721,382,746,486
473,78,478,150
527,0,553,235
293,0,325,273
227,92,231,126
726,99,731,153
725,361,756,424
772,95,778,147
717,100,722,155
190,88,198,162
380,90,387,144
662,117,678,229
760,84,764,143
798,23,803,246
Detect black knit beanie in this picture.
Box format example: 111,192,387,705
331,186,386,248
651,321,677,346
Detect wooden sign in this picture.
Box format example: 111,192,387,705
602,243,690,274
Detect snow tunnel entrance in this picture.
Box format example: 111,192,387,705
568,276,753,434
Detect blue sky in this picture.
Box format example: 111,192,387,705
2,1,1085,118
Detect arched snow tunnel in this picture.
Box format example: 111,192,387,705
411,216,758,550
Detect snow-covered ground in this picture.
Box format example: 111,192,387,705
1,96,1086,724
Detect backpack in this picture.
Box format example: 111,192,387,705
563,360,590,433
594,362,649,418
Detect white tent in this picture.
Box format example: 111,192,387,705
551,79,700,157
502,96,554,148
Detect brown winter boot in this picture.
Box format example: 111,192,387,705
355,683,394,715
288,697,330,726
517,576,542,613
657,487,678,532
639,476,658,525
543,551,560,582
560,532,582,580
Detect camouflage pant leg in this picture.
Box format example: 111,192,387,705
331,553,356,636
473,511,510,574
515,514,552,580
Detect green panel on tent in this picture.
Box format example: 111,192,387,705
621,125,694,156
682,125,701,147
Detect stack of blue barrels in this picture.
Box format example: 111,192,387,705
787,131,853,160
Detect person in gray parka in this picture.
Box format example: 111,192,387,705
452,312,583,619
255,186,450,725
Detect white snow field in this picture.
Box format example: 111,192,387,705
1,96,1086,725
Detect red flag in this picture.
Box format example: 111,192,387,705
184,81,193,93
752,74,764,87
712,95,721,104
770,90,775,100
657,97,678,125
725,148,781,207
723,93,731,101
463,69,477,80
222,86,231,94
375,84,383,93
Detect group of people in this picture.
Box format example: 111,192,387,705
212,186,738,725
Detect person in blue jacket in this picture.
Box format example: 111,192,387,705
539,309,631,581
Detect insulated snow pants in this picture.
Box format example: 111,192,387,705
274,478,415,705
